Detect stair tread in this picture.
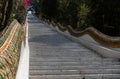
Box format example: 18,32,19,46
30,69,120,75
30,65,120,70
30,74,120,79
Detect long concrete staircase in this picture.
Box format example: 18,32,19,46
28,15,120,79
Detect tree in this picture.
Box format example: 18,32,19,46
0,0,27,31
41,0,58,20
0,0,14,30
90,0,120,36
31,0,120,36
77,0,91,30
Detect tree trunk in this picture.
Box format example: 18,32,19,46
0,0,8,30
4,0,14,27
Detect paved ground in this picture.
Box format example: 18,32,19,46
28,14,120,79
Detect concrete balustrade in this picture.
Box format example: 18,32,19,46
49,20,120,48
42,19,120,58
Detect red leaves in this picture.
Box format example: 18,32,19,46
23,0,31,7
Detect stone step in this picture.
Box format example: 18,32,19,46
30,74,120,79
30,61,120,66
29,46,91,50
29,44,86,48
30,55,101,58
30,65,120,70
30,50,93,54
30,57,102,61
30,53,100,57
29,46,97,51
30,52,101,56
30,45,88,49
30,69,120,75
30,45,89,49
30,57,118,62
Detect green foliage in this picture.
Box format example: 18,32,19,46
32,0,120,36
77,2,90,30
